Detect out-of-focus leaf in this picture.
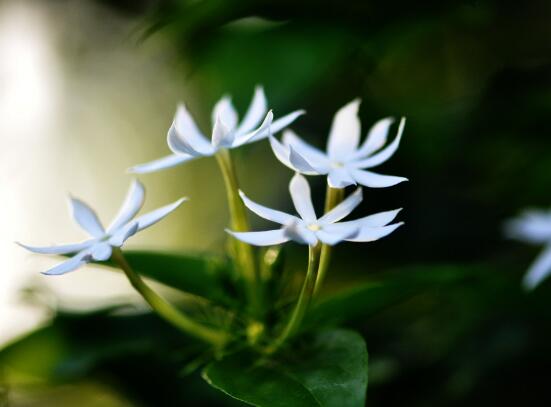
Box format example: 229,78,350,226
202,329,368,407
104,250,235,305
307,264,479,326
0,308,193,381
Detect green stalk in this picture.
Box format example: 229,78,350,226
313,187,345,296
112,248,228,348
266,244,320,354
215,149,262,315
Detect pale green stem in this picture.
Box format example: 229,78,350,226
267,244,320,354
313,187,345,296
112,248,228,348
214,149,262,315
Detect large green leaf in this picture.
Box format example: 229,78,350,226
202,329,368,407
307,264,478,326
104,250,234,305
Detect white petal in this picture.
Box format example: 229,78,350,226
90,242,113,261
236,86,267,135
327,168,356,188
283,221,318,245
107,180,145,233
212,115,235,148
269,110,305,135
352,117,405,168
354,117,395,158
327,99,361,160
69,197,105,238
238,190,296,225
318,188,363,225
505,211,551,244
523,246,551,289
134,198,187,231
17,240,93,255
211,96,238,130
42,251,91,276
355,208,402,227
232,110,273,147
317,222,359,245
128,154,195,174
351,169,407,188
270,136,319,175
109,222,139,247
168,105,214,156
289,173,317,222
283,130,329,165
346,222,403,242
227,228,289,246
289,146,326,174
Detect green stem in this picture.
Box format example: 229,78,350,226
215,149,262,315
313,187,345,296
112,248,228,348
267,244,320,353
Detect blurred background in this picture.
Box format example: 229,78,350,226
1,0,551,405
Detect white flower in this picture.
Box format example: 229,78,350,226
505,209,551,289
130,86,304,173
269,99,408,189
228,173,403,246
17,180,185,275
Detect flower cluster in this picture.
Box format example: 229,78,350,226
20,87,407,273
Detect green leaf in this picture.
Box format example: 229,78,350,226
202,329,368,407
307,264,478,326
105,250,234,305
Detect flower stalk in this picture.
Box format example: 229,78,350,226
267,244,320,353
215,149,262,315
313,187,345,296
111,248,228,348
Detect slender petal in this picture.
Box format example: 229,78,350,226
17,240,93,255
227,228,289,246
128,154,195,174
346,222,403,242
327,99,361,160
269,110,306,135
316,224,359,245
505,211,551,244
109,222,139,247
211,96,238,130
351,169,407,188
134,198,187,231
90,242,113,261
232,110,273,147
168,105,214,156
42,251,91,276
212,115,235,148
523,245,551,289
289,146,326,174
289,173,317,222
352,117,405,168
236,86,267,135
107,180,145,233
355,208,402,227
327,167,356,188
239,190,296,225
318,188,363,224
283,130,329,165
269,136,319,175
354,117,394,158
70,197,105,238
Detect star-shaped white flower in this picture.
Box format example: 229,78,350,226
130,86,304,173
505,209,551,289
228,173,403,246
18,180,186,275
269,99,408,189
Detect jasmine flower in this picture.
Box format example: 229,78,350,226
18,180,185,275
228,173,403,246
269,99,407,188
130,86,304,173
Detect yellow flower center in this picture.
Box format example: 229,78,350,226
307,223,321,231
